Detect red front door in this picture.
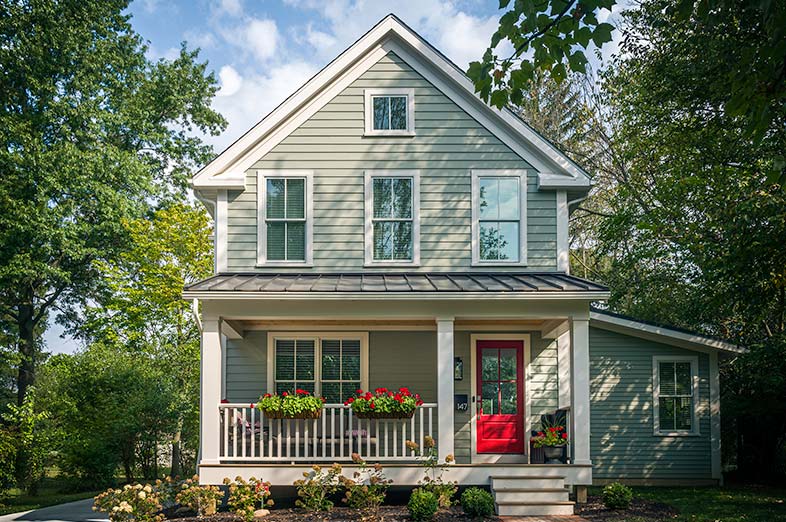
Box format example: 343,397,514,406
476,340,525,454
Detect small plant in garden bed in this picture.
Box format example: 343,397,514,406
176,476,224,517
293,464,343,511
408,488,440,521
601,482,633,510
223,476,273,522
407,436,457,508
460,487,494,519
340,453,392,514
344,387,423,419
94,483,163,522
257,389,325,419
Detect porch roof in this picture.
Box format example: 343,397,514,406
184,272,608,298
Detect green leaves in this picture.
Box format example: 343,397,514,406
592,22,615,47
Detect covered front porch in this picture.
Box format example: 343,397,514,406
187,273,607,487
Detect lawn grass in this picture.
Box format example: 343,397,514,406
0,486,99,516
586,485,786,522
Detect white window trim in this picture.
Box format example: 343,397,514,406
266,332,370,403
256,170,314,267
363,88,416,136
470,170,528,266
364,170,421,267
652,355,700,436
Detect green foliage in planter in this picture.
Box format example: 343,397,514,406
344,387,423,417
175,476,224,516
223,476,273,522
602,482,633,510
257,390,324,418
93,484,163,522
293,464,343,511
340,454,392,513
460,487,495,518
408,488,439,521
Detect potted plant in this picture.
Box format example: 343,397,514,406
531,425,568,464
344,387,424,419
256,389,325,419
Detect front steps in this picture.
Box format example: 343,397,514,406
489,475,574,516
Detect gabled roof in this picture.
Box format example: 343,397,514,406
183,272,609,300
590,307,745,354
192,14,592,192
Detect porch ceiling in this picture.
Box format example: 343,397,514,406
184,272,608,296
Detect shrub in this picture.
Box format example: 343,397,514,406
340,454,391,513
460,487,494,518
293,464,342,511
408,488,439,521
223,476,273,522
93,484,163,522
602,482,633,510
176,476,224,516
407,436,457,507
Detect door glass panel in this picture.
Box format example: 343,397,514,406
481,350,498,381
500,382,518,414
481,382,498,415
499,348,517,380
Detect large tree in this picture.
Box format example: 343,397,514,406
0,0,224,486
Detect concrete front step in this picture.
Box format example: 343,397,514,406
495,501,576,517
490,475,566,490
492,487,570,503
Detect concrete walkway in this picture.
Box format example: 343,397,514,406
0,499,107,522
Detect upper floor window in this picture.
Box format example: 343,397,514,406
257,170,313,266
471,171,527,265
653,356,699,435
364,88,415,136
364,171,420,266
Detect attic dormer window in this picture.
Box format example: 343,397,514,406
364,88,415,136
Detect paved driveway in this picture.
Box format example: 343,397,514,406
0,499,107,522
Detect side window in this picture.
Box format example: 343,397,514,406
471,171,527,265
364,89,415,135
364,171,420,266
654,357,698,435
257,171,313,265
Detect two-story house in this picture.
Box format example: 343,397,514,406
184,15,741,516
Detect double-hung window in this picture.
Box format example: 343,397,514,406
257,171,313,265
364,171,420,265
364,89,415,136
653,356,699,435
269,334,368,404
471,171,527,265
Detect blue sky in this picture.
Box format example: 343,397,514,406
45,0,622,355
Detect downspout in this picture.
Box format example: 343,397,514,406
191,299,202,333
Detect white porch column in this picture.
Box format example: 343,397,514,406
436,317,455,461
570,317,591,466
200,316,222,467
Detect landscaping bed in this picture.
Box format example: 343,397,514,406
166,506,495,522
576,495,677,521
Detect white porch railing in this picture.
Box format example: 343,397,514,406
219,403,437,462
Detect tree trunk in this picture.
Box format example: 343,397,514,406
170,418,183,478
14,303,37,491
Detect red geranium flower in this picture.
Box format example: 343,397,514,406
282,391,288,397
562,433,568,439
370,401,375,409
356,389,364,395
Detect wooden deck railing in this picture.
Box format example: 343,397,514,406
218,403,437,462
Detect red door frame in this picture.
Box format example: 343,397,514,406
476,340,525,454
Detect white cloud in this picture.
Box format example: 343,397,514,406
209,61,319,150
223,17,280,63
217,0,243,17
217,65,243,97
305,24,337,50
184,30,218,50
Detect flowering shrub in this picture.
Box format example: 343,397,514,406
406,436,457,508
153,476,182,507
531,425,568,448
93,483,163,522
223,476,273,522
344,387,423,418
340,453,391,513
176,476,224,517
257,389,325,419
293,464,343,511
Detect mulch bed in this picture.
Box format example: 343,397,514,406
576,495,678,521
167,506,497,522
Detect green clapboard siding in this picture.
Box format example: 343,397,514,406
226,51,558,272
589,327,712,480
